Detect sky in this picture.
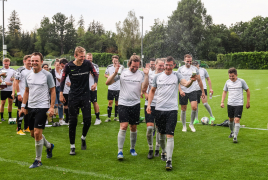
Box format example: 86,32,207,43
1,0,268,34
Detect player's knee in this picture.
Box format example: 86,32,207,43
115,101,119,106
192,107,197,111
234,118,240,123
229,118,234,122
166,134,174,138
130,125,137,132
146,122,154,127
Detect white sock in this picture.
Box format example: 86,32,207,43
70,144,75,148
195,105,199,120
190,110,196,125
166,137,174,161
181,110,186,127
229,121,234,133
42,134,51,149
81,135,86,140
203,103,213,117
234,123,240,138
160,134,166,153
118,129,126,152
130,131,137,150
146,126,154,150
155,127,160,151
35,139,44,161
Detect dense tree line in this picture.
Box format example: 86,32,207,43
1,0,268,62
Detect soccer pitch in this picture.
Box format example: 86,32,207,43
0,68,267,179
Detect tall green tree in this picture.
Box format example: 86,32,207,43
7,10,21,52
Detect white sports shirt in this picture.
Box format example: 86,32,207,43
114,69,144,106
63,75,70,95
145,70,157,106
195,67,209,91
105,64,120,90
15,66,32,98
0,67,15,91
177,65,199,93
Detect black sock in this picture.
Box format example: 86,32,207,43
9,112,12,118
1,113,3,119
65,109,69,123
95,112,100,119
24,114,29,130
115,105,118,117
107,106,112,118
17,111,22,131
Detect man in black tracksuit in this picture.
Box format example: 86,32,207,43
60,46,98,155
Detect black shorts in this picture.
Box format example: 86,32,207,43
1,91,12,100
90,90,97,103
228,105,243,119
179,91,197,105
118,103,140,125
17,100,28,109
155,110,178,136
28,108,49,130
196,89,207,104
107,90,120,101
63,94,69,106
68,97,91,122
144,105,156,123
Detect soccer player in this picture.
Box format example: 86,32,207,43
106,53,149,160
0,58,15,121
146,56,197,170
177,54,205,132
86,53,101,125
192,61,215,124
60,46,98,155
148,58,156,74
143,58,164,159
104,55,120,122
19,52,55,168
221,68,250,143
14,55,32,135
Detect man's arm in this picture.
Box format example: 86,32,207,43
197,75,205,98
106,64,120,85
19,87,29,116
146,87,156,114
15,79,22,101
221,91,227,108
206,77,213,95
104,74,109,78
246,89,250,109
49,87,56,116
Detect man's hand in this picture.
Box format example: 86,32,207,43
19,108,26,117
48,107,54,117
146,105,152,114
114,63,120,74
246,102,250,109
66,82,71,87
210,89,214,95
91,83,97,91
190,75,197,81
18,95,22,102
221,102,224,108
201,92,205,99
143,64,150,75
180,91,185,97
60,93,66,104
10,77,14,81
144,93,149,100
140,92,144,98
11,93,15,99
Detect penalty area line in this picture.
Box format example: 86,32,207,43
0,157,128,180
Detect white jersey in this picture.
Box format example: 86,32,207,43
0,67,15,91
223,78,249,106
25,69,55,108
152,72,184,111
114,69,144,106
15,66,32,98
145,71,157,106
63,75,70,94
177,65,199,93
89,62,99,91
195,68,209,91
105,64,120,90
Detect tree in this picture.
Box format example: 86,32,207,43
7,10,22,50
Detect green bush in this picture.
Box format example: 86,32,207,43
91,53,119,67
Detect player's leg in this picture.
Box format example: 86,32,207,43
16,100,25,135
92,90,101,125
227,105,235,138
155,125,160,157
189,91,198,132
194,90,202,124
106,90,113,122
0,95,7,121
179,92,188,132
145,105,154,159
155,110,166,161
63,94,69,124
114,91,119,121
68,100,80,155
80,98,92,150
201,89,215,124
233,106,243,143
7,95,13,118
129,103,140,156
23,105,30,132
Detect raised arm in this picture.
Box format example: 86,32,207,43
106,63,120,85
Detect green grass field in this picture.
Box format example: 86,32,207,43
0,67,268,179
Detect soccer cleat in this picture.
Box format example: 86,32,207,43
165,160,172,170
94,119,102,125
209,117,215,125
161,153,167,161
29,160,42,168
189,125,196,132
17,129,26,135
182,126,187,132
228,132,234,138
46,144,54,158
23,127,30,133
154,150,160,157
233,137,238,143
81,139,87,150
117,151,124,160
70,148,76,155
113,117,119,121
147,150,153,159
193,119,199,124
130,149,137,156
104,118,111,122
1,118,5,121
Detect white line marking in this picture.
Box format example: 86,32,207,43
212,95,220,98
255,89,260,90
0,157,128,180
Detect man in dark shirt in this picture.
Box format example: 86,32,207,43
60,46,98,155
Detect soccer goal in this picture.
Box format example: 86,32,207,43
43,59,56,68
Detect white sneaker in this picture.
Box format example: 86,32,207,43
59,120,68,126
94,119,101,125
81,122,84,124
46,120,48,125
182,126,187,132
189,124,196,132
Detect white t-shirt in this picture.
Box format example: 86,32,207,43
145,71,157,106
152,72,184,111
223,78,249,106
89,62,99,91
15,66,32,98
55,70,62,87
177,65,199,93
25,69,55,108
105,64,120,90
63,75,70,94
114,69,144,106
0,67,15,91
195,68,209,91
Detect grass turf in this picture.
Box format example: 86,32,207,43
0,68,267,179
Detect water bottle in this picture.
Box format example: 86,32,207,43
118,65,124,75
209,93,212,99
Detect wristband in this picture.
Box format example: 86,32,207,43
21,103,26,108
17,92,21,95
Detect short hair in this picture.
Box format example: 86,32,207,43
165,56,175,64
149,58,155,62
184,54,192,59
112,55,119,60
55,58,60,62
86,53,92,57
155,58,164,65
128,53,141,67
228,67,237,75
74,46,86,56
60,58,68,65
3,58,10,62
31,52,44,61
42,63,48,68
23,55,31,61
192,61,199,66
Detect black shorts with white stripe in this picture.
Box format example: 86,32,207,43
155,110,178,136
28,108,49,130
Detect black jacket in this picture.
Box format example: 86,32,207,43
50,69,57,86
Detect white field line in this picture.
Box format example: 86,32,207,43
0,157,129,180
